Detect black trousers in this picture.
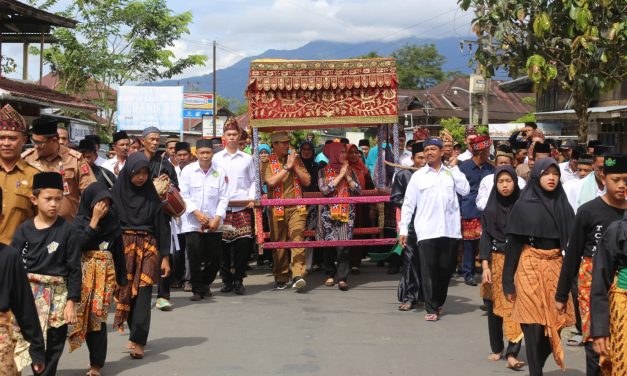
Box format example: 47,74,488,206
186,232,222,295
323,247,351,282
485,299,521,357
418,237,458,314
221,237,253,284
173,234,187,282
584,342,600,376
157,254,173,299
127,286,152,346
33,324,68,376
86,322,107,368
521,323,553,376
398,227,422,303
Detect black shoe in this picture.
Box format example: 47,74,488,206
190,293,203,301
292,276,306,291
234,281,245,295
220,283,233,293
464,276,478,286
275,282,287,290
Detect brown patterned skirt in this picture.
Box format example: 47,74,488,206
222,209,253,242
490,252,523,343
0,311,17,376
68,251,116,352
601,283,627,376
113,231,159,330
512,245,575,370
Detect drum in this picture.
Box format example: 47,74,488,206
161,184,186,217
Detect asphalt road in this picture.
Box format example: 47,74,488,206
31,262,586,376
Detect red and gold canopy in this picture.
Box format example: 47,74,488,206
246,58,398,130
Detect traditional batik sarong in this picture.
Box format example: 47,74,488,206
113,231,159,331
491,252,523,343
600,282,627,376
462,218,482,240
578,256,593,342
0,311,17,376
222,209,253,242
68,251,116,352
12,274,67,371
512,245,575,370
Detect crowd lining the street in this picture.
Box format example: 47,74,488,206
0,102,626,376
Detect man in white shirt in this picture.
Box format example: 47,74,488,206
180,139,230,301
399,137,470,321
457,127,477,162
102,131,130,177
559,147,579,184
212,119,256,294
476,147,527,211
165,135,180,171
564,151,606,213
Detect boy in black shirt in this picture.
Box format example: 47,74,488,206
556,154,627,375
0,188,46,374
11,172,81,376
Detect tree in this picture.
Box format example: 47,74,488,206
391,44,447,89
355,52,383,59
459,0,627,142
33,0,207,133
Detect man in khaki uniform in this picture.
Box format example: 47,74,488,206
262,131,311,290
22,116,95,221
0,105,40,244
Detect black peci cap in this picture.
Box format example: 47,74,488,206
603,154,627,174
31,116,59,136
33,172,64,191
411,141,424,155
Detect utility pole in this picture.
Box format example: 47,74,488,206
212,40,217,138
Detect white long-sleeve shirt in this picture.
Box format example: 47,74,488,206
212,149,256,212
559,161,578,184
179,161,229,233
399,164,470,241
101,157,126,177
475,173,527,211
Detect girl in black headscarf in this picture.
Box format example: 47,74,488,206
111,152,171,359
479,166,524,369
502,158,576,375
68,183,127,375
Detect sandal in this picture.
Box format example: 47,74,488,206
567,334,583,346
424,313,439,321
437,307,444,317
338,281,348,291
325,278,334,287
398,302,415,311
130,344,144,359
351,267,360,275
86,371,101,376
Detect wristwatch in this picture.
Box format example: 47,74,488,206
282,164,290,171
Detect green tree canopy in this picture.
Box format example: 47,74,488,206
33,0,207,132
459,0,627,142
391,44,447,89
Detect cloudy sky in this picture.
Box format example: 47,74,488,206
3,0,474,81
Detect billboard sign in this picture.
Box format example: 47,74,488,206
184,93,214,119
117,86,183,132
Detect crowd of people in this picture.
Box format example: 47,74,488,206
0,101,625,376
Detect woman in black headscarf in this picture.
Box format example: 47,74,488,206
111,152,171,359
300,141,323,271
479,166,524,369
68,183,127,375
502,158,576,375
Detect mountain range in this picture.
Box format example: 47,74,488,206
149,37,477,102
